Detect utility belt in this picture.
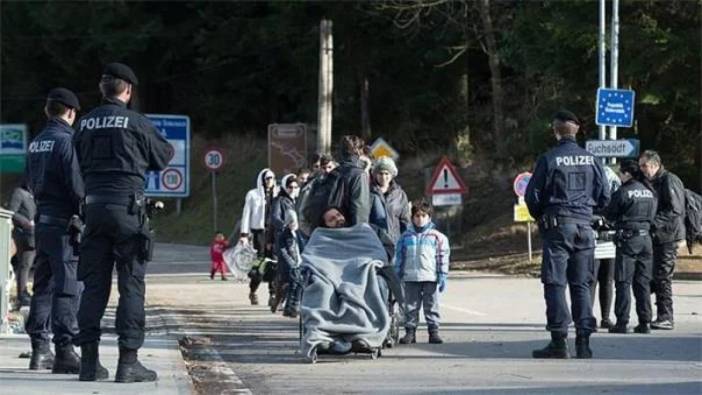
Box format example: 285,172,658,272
615,228,649,240
539,214,589,231
84,192,153,262
38,214,70,228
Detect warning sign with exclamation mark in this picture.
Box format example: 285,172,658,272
427,156,467,195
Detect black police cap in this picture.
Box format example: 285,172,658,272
47,87,80,110
552,110,580,125
103,62,139,86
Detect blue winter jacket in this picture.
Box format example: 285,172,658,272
394,222,450,282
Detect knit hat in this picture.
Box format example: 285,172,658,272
372,156,398,177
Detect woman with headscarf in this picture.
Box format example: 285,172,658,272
270,174,300,313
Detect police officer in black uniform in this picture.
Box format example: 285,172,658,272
24,88,84,373
72,63,171,382
526,110,610,359
638,150,685,330
605,160,657,334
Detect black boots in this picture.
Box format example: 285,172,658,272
29,341,54,370
428,329,444,344
79,342,109,381
399,328,416,344
608,322,628,334
575,335,592,359
634,322,651,334
52,344,80,374
532,332,569,359
249,293,259,305
115,347,157,383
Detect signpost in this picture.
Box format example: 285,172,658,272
595,88,635,128
0,124,27,173
427,157,467,246
513,172,534,262
205,148,225,232
145,114,191,200
268,123,307,175
369,137,399,161
585,139,639,158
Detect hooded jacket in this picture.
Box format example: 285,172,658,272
336,155,371,226
272,174,297,239
395,222,450,282
240,168,278,235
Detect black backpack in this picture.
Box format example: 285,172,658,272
299,169,347,232
684,188,702,254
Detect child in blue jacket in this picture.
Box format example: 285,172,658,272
395,199,450,344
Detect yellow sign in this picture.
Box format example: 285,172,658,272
370,137,399,161
514,203,534,222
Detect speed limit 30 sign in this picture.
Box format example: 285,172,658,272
204,148,225,171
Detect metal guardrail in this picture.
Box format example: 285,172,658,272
0,208,13,333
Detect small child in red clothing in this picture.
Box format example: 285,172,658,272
210,231,230,280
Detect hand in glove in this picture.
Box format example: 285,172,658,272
438,273,448,293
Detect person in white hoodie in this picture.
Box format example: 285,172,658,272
240,168,279,305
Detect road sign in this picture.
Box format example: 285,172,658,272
145,114,190,197
586,139,640,158
204,148,225,171
513,172,532,197
0,124,27,173
370,137,399,161
596,88,635,127
268,123,307,175
432,193,462,207
427,156,467,195
514,201,534,222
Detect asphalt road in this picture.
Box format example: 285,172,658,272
145,243,702,395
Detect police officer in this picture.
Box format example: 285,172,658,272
638,150,685,330
526,110,610,359
24,88,85,373
72,63,171,382
606,160,657,334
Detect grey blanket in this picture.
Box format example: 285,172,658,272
300,224,390,359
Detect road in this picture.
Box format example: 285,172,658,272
145,243,702,395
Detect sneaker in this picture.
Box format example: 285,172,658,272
650,319,674,330
221,277,228,281
249,293,259,305
634,323,650,334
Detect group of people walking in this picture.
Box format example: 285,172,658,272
234,135,452,344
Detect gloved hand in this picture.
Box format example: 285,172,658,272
438,273,448,293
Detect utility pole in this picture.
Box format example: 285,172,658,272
598,0,607,141
317,19,333,155
609,0,620,164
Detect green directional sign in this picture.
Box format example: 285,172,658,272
0,124,28,173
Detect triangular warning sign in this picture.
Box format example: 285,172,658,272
426,156,468,195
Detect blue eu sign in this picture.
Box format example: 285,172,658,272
596,88,635,128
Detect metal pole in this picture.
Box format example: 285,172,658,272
609,0,620,164
598,0,607,141
212,172,218,232
527,221,532,263
176,198,182,216
317,19,333,155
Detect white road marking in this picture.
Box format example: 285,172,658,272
442,303,488,317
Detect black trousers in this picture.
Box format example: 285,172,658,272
614,234,653,325
73,203,146,350
249,228,274,295
12,236,35,304
590,258,614,321
540,224,596,336
25,223,81,346
651,241,677,321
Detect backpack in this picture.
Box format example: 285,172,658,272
299,169,347,233
684,188,702,254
